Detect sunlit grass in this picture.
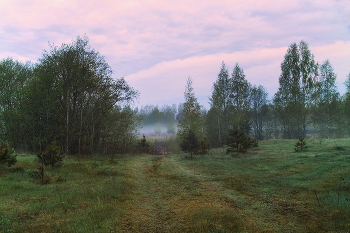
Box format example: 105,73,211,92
1,138,350,232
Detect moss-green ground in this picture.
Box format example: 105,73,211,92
1,138,350,232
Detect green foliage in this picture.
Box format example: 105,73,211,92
28,163,51,184
197,140,210,155
273,41,318,139
138,134,150,153
250,85,269,140
0,35,139,155
207,61,231,147
311,59,340,138
177,78,204,155
226,127,258,153
294,136,307,152
207,62,253,147
0,58,33,146
37,141,64,168
180,130,200,158
0,141,17,167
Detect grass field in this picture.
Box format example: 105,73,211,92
1,138,350,232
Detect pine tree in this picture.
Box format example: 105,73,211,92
0,141,17,167
177,78,203,156
230,63,251,134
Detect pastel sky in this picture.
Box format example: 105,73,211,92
1,0,350,109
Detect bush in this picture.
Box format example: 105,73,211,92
0,141,17,167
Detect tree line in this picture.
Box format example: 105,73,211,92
155,40,350,150
0,35,139,155
1,37,350,157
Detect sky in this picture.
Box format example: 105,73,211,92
1,0,350,109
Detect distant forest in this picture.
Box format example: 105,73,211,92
139,40,350,148
1,36,350,155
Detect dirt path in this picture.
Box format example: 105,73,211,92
118,155,175,232
116,155,275,232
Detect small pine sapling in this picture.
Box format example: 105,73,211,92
139,134,150,153
180,130,200,158
0,141,17,167
226,128,257,154
294,136,307,152
37,141,64,168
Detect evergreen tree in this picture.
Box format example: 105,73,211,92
179,130,199,158
0,141,17,167
230,63,251,134
37,141,64,168
177,78,203,156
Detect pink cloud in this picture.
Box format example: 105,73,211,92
1,0,349,107
126,41,350,108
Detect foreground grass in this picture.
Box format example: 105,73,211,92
1,138,350,232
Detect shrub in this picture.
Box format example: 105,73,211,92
37,141,64,168
226,127,258,154
28,164,51,184
197,140,210,155
294,136,307,152
138,134,150,153
0,141,17,167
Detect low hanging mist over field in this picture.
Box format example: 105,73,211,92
138,124,178,136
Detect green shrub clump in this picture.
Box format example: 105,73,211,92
294,136,307,152
0,141,17,167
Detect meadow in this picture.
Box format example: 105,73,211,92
1,138,350,232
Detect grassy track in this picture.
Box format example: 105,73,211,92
1,138,350,232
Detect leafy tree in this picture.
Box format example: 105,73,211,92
311,59,340,138
0,141,17,167
273,41,318,138
0,58,33,147
177,78,204,156
250,85,269,140
20,35,138,155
